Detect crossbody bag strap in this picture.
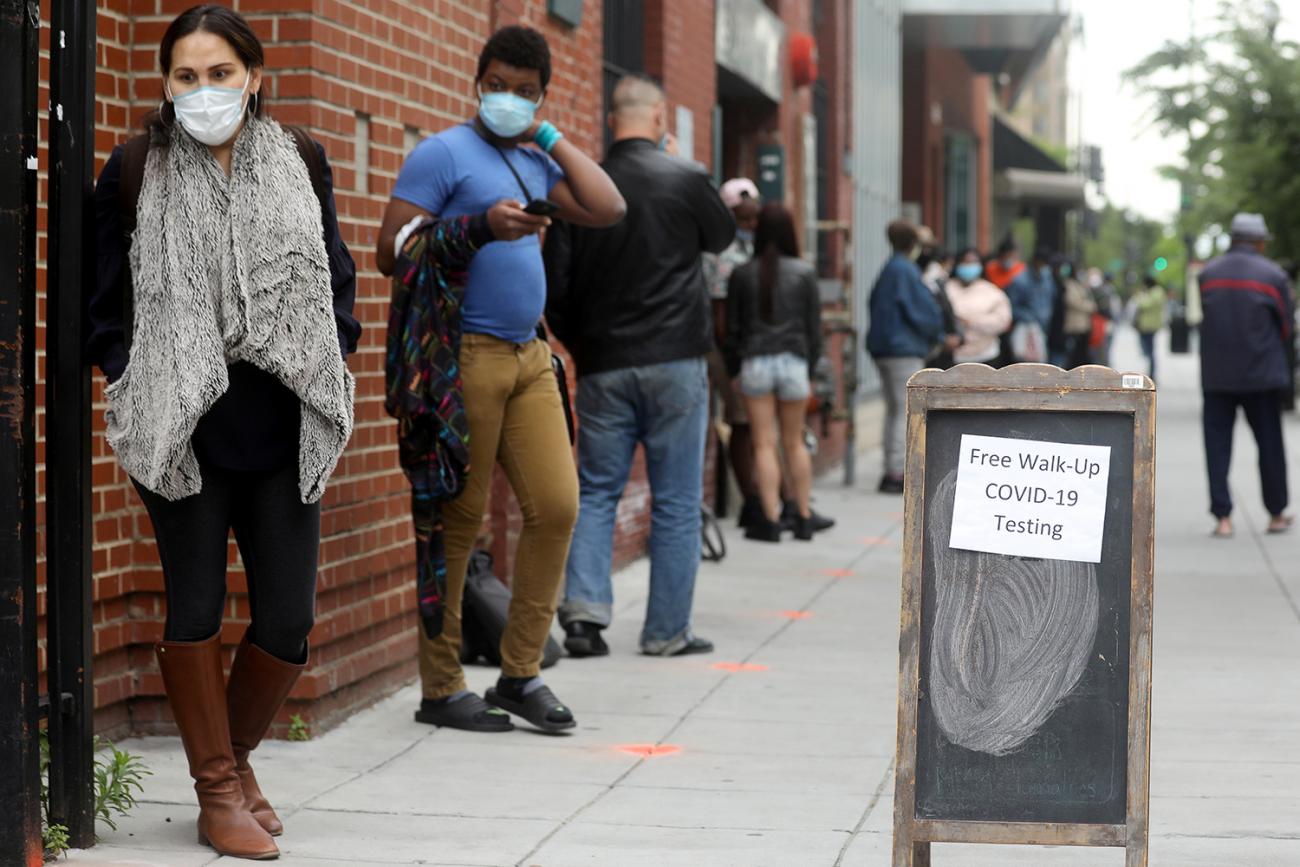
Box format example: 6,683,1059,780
468,121,534,202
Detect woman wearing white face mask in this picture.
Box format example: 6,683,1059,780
945,249,1012,366
86,5,359,860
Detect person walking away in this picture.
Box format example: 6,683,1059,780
723,204,822,542
544,76,733,658
376,26,625,730
866,220,951,494
86,7,359,859
1197,213,1295,538
1058,258,1096,369
1133,276,1167,382
945,250,1012,368
703,179,762,527
1006,247,1055,363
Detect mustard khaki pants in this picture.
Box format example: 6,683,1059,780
417,335,578,699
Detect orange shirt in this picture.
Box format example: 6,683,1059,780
984,259,1026,290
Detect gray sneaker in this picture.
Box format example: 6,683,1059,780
641,631,714,657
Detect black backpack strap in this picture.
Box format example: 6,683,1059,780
283,124,328,215
117,134,151,236
117,134,151,351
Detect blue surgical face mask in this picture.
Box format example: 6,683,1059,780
955,263,983,283
478,89,538,138
735,228,755,245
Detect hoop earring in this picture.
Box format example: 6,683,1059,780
248,93,259,117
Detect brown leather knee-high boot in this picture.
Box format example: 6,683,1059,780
227,633,305,836
156,635,279,861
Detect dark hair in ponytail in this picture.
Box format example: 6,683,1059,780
753,203,800,323
143,5,267,140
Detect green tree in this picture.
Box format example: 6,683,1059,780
1126,4,1300,258
1082,204,1181,294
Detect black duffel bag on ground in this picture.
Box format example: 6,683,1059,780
459,550,562,669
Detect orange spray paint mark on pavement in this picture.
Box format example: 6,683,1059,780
711,662,769,672
616,744,682,757
821,567,854,578
779,610,814,620
861,536,893,546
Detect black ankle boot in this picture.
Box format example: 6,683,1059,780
782,500,836,533
563,622,609,658
738,496,763,529
793,515,815,541
744,518,782,543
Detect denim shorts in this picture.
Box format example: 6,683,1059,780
739,352,811,401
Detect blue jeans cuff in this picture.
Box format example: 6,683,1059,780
558,600,613,629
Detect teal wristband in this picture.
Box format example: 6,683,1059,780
534,121,563,153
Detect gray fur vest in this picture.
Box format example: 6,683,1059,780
105,118,355,503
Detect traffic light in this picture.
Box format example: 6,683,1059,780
1153,257,1169,272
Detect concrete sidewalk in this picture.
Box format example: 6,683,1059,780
67,330,1300,866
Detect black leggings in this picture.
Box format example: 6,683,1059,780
133,462,320,663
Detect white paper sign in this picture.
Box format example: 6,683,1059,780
948,434,1112,563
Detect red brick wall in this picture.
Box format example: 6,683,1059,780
646,0,716,162
901,43,993,252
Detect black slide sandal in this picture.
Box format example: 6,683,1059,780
485,684,576,734
414,694,514,732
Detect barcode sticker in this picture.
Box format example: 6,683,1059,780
1122,375,1145,389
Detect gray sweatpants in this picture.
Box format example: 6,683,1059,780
874,356,924,479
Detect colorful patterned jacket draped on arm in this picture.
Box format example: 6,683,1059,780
385,216,482,639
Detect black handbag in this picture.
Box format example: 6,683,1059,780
460,550,563,669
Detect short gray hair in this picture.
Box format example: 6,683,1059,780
611,75,664,117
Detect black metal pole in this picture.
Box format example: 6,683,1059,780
46,0,97,847
0,1,45,863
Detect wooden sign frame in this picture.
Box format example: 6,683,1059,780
892,364,1156,867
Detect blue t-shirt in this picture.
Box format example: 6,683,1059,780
391,123,564,343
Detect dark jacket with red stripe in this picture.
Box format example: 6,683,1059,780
1198,245,1295,393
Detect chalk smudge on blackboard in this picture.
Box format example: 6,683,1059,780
928,469,1099,756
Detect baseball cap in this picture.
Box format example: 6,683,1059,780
1230,213,1272,241
720,178,760,210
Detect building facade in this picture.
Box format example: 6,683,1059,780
897,0,1078,255
33,0,863,738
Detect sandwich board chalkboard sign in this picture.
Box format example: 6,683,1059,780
892,364,1156,867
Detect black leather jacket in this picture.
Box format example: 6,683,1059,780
724,257,823,376
544,138,735,377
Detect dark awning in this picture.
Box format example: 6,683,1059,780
993,114,1066,173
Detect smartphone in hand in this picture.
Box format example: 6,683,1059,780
523,199,561,217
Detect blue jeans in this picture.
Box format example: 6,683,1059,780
1139,331,1156,382
560,357,709,653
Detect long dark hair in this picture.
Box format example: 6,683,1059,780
753,203,800,323
143,5,267,140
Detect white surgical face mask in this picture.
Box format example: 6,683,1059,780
168,72,252,146
477,88,539,139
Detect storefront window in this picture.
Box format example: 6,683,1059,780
602,0,646,152
944,133,975,252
